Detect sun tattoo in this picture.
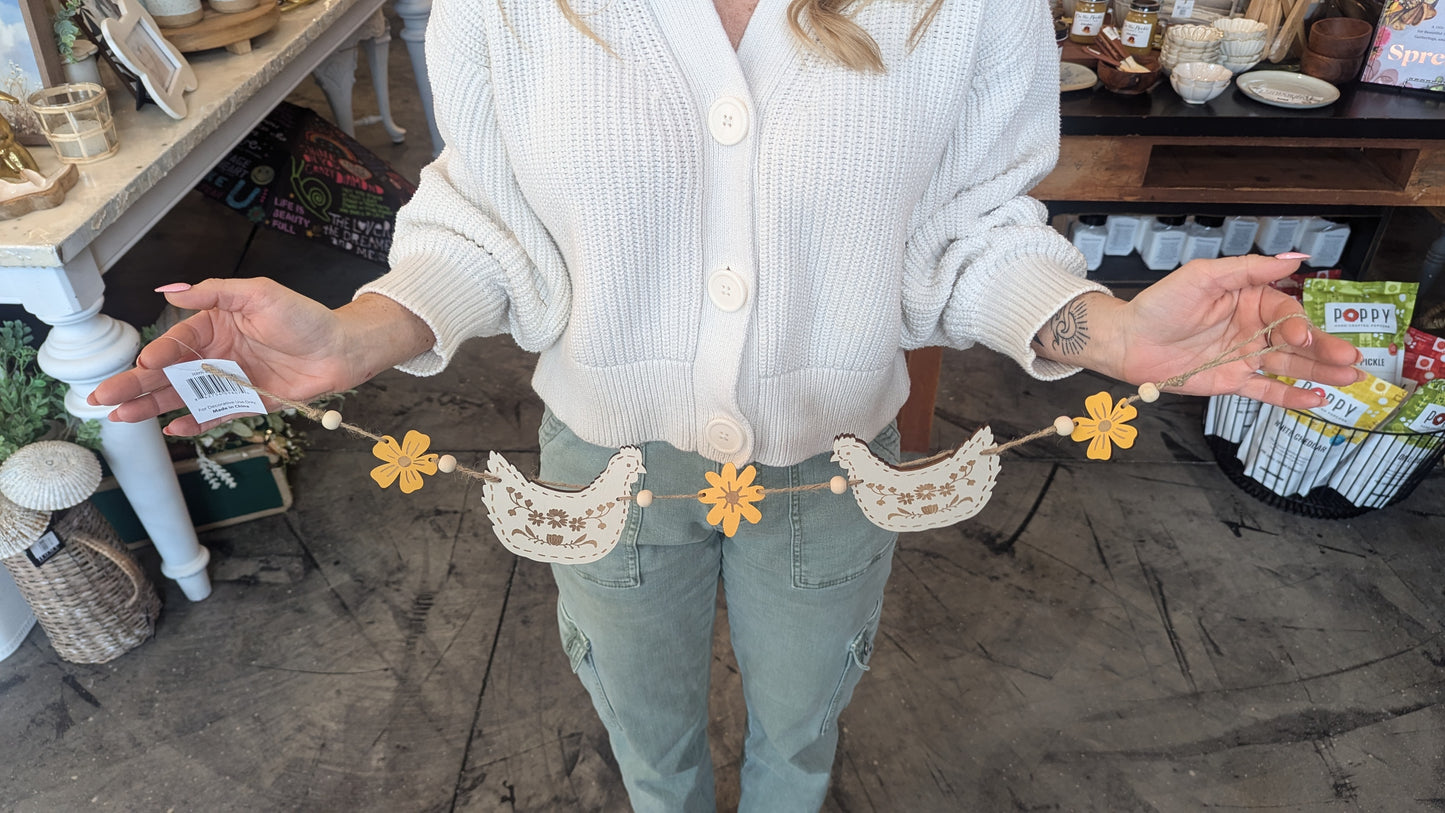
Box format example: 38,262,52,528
1041,299,1089,356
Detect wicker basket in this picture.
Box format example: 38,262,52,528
0,501,160,663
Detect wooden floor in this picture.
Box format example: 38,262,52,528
4,328,1443,811
4,27,1445,813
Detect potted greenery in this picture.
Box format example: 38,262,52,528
52,0,103,86
0,320,101,464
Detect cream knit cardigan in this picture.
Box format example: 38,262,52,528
359,0,1108,467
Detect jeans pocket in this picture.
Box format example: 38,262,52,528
791,423,900,589
538,412,642,588
821,598,884,735
557,600,621,728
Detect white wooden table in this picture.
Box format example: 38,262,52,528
0,0,388,601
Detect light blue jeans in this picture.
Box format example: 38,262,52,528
540,412,899,812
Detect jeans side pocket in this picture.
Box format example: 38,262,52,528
791,422,900,589
557,600,621,728
821,598,884,735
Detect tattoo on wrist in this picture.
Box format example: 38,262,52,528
1043,299,1090,356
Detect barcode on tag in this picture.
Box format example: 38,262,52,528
187,373,245,400
26,530,64,567
163,359,267,424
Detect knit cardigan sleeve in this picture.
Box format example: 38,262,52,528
354,0,571,375
900,0,1108,380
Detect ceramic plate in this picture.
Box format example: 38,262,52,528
1061,61,1098,92
1236,71,1340,109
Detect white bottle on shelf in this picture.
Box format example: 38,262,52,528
1181,215,1225,263
1255,215,1303,256
1220,215,1259,256
1296,218,1351,267
1139,215,1188,271
1069,214,1109,271
1104,214,1144,256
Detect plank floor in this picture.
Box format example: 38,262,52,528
4,334,1442,811
3,21,1443,811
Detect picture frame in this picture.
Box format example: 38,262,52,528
98,0,195,118
2,0,67,144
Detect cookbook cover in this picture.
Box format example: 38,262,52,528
1362,0,1445,91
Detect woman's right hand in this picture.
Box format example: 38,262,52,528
90,278,434,436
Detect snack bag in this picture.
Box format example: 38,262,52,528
1303,279,1418,385
1270,268,1342,301
1238,372,1408,497
1204,390,1262,444
1329,380,1445,508
1403,327,1445,388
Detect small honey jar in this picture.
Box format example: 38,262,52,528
1069,0,1109,44
1120,0,1160,58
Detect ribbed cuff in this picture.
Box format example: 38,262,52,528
973,253,1110,381
355,253,508,377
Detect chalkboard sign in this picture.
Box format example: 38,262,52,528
197,103,417,263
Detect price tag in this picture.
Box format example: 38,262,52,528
163,359,266,423
26,530,64,567
1172,0,1196,18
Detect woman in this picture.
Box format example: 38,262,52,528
94,1,1360,809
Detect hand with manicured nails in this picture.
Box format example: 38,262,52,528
1035,254,1363,411
89,278,434,436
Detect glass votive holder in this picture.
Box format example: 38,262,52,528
27,83,120,165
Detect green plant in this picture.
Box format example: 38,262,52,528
0,320,102,463
52,0,86,65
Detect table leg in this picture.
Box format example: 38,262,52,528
392,0,440,157
19,260,212,601
313,44,360,137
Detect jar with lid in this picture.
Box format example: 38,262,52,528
1069,0,1109,44
1120,0,1159,58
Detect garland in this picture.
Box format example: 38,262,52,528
185,315,1301,554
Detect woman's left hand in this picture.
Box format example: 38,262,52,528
1109,253,1363,410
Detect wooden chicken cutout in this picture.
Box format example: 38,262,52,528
832,428,1000,532
481,447,644,564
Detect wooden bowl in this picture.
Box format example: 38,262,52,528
1300,47,1364,84
1308,17,1374,59
1097,55,1162,95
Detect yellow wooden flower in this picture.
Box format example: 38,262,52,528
371,430,439,493
1071,392,1138,461
697,462,765,537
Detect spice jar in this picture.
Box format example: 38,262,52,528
1120,0,1160,58
1069,0,1109,44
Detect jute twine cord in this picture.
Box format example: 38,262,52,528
180,313,1302,499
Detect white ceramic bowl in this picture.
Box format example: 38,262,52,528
1213,17,1268,40
1221,58,1263,74
1166,24,1225,45
1219,39,1267,58
1170,61,1233,103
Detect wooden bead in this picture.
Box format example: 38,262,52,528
437,454,457,474
829,475,849,495
1138,382,1161,403
635,489,654,508
1053,416,1076,437
320,410,343,430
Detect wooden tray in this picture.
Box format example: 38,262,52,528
163,3,280,55
0,165,79,221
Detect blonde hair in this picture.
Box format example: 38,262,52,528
548,0,944,72
786,0,944,72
